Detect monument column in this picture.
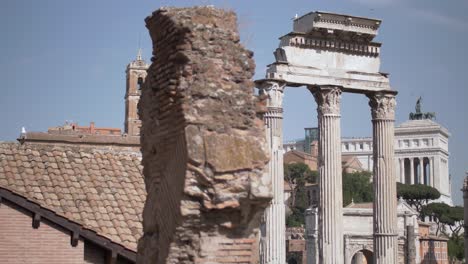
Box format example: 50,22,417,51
258,80,286,264
399,158,405,183
367,92,398,264
309,86,343,264
419,157,424,184
429,157,434,187
410,158,415,184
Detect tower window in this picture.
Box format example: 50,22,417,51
137,77,144,90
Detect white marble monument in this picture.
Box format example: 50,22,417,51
341,110,453,205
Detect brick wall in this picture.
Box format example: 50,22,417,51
137,6,271,264
0,200,130,264
0,201,86,264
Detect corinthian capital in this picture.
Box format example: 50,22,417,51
309,86,342,116
367,92,396,120
257,80,286,109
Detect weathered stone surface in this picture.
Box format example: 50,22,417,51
137,6,270,264
204,133,267,173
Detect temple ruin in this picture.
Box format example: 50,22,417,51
256,12,398,264
138,7,400,264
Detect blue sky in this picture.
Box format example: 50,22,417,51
1,0,467,204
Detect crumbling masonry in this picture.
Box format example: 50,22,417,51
137,7,272,264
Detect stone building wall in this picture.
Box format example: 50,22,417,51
137,6,271,264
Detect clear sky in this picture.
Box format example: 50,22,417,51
1,0,467,204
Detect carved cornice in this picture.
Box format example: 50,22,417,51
284,35,381,57
367,92,396,120
309,86,342,116
257,80,286,109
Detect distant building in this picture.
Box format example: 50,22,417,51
341,118,452,205
295,200,449,264
288,102,453,205
124,49,149,137
418,222,449,264
48,121,121,136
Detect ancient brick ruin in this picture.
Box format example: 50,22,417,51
137,7,271,264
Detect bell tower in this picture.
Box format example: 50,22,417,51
125,49,149,136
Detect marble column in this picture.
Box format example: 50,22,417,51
309,86,343,264
410,158,415,184
305,207,319,264
399,158,404,183
258,80,286,264
368,92,398,264
429,157,434,187
419,157,424,184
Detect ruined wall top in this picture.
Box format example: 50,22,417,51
138,6,271,264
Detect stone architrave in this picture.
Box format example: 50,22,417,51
258,80,287,264
367,92,398,264
309,85,343,264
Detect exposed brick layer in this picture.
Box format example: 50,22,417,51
138,6,271,264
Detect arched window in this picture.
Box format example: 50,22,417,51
137,77,144,90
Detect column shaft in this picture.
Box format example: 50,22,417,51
399,158,404,183
410,158,415,184
419,157,424,184
368,92,398,264
310,86,343,264
429,157,434,187
259,81,286,264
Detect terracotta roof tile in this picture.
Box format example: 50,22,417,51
0,142,145,251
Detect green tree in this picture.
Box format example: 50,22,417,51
447,234,464,262
422,203,463,236
284,163,318,227
342,171,373,206
397,183,440,217
284,163,317,207
423,203,465,261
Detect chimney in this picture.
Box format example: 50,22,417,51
310,140,318,157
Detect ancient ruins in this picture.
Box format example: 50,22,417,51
256,11,398,264
138,7,399,264
138,6,271,264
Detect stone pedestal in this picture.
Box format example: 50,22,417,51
259,81,286,264
368,92,398,264
310,86,343,264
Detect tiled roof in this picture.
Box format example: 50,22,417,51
0,141,145,251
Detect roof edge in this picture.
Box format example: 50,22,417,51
18,132,140,147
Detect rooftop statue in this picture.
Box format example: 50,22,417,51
409,97,436,120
